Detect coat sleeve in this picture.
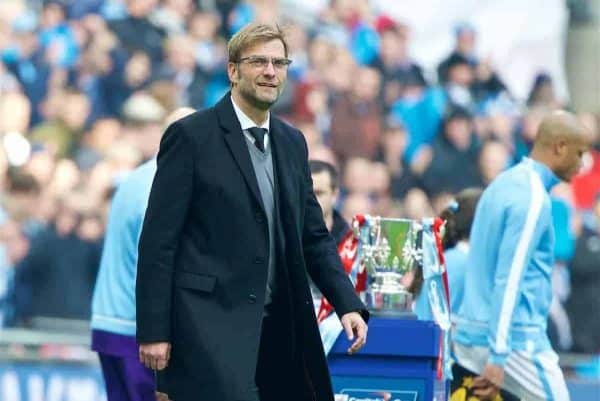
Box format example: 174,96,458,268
136,121,194,343
297,132,369,322
488,188,545,366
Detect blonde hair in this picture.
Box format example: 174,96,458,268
227,23,288,63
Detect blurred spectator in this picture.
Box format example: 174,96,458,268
472,59,508,107
389,77,446,164
108,0,166,63
421,107,481,196
0,91,31,134
155,35,205,108
342,157,372,195
484,110,517,152
284,22,309,81
567,193,600,353
369,161,393,215
370,21,426,113
375,119,420,200
330,66,382,163
478,140,510,186
443,53,475,110
39,1,79,68
2,17,52,125
30,87,91,157
437,22,477,84
341,192,373,222
13,193,102,324
296,120,323,154
3,168,43,236
571,112,600,210
402,188,434,220
527,72,562,109
0,220,29,327
74,117,123,171
514,106,549,162
305,36,333,82
309,144,338,167
189,10,222,66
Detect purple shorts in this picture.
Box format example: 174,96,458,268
92,330,155,401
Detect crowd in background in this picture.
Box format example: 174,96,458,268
0,0,599,359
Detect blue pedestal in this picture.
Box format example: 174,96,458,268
328,317,446,401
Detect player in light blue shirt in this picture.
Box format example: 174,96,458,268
90,107,194,401
453,111,591,401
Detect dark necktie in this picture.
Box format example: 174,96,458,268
248,127,267,152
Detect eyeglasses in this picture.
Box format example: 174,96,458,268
238,56,293,70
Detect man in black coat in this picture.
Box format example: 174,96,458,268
136,23,369,401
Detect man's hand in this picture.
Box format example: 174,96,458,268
472,363,504,400
340,312,367,354
155,392,171,401
139,342,171,370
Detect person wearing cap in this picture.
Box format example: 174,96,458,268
135,23,368,401
453,111,590,400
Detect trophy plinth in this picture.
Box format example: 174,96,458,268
366,272,414,317
355,216,421,318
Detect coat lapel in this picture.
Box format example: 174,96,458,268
215,94,265,214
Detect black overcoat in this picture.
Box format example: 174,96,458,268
136,94,367,401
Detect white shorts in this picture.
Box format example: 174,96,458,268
453,343,570,401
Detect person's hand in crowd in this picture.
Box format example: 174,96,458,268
139,342,171,370
125,52,152,88
340,312,368,354
409,145,433,175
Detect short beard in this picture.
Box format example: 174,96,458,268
237,71,279,110
243,90,273,111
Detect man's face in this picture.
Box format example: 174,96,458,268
555,136,591,182
228,39,288,111
312,171,337,218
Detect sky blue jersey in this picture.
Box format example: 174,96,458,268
454,157,560,366
91,160,156,336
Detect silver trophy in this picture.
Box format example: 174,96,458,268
355,216,422,317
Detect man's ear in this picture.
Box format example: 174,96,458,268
227,62,238,86
333,188,340,203
555,140,567,157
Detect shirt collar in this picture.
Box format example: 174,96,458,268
230,95,270,132
522,157,560,191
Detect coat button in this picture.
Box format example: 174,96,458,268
254,257,264,264
248,294,257,304
255,213,264,223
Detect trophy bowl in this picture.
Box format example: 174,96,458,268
355,217,421,317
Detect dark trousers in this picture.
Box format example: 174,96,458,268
99,353,155,401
